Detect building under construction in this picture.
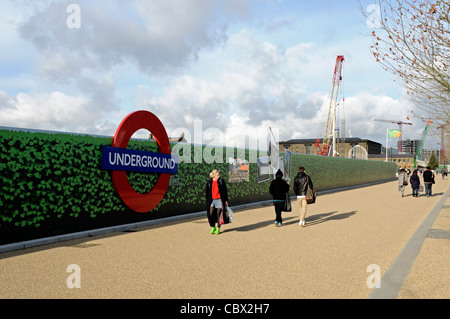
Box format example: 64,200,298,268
279,138,382,157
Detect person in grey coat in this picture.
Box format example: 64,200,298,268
398,168,408,197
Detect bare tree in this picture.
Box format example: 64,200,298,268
362,0,449,131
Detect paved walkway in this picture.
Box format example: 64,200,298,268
0,178,448,299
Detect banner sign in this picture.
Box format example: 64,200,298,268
102,146,177,174
105,110,176,213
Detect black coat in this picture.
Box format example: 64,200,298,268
293,172,313,196
205,177,228,212
423,170,434,183
410,174,420,189
269,177,290,201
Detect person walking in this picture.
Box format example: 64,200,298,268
293,166,313,227
205,169,229,234
423,166,435,198
269,169,290,227
398,168,408,197
409,169,420,198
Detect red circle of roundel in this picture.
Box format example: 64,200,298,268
111,110,171,213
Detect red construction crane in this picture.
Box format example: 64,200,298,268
315,55,345,156
373,119,412,152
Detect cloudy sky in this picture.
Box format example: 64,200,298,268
0,0,441,151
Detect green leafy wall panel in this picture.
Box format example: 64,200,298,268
0,129,396,244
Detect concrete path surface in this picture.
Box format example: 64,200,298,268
0,178,448,299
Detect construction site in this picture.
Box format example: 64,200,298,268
279,55,448,171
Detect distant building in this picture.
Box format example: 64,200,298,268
368,154,415,170
396,139,441,164
421,149,440,163
397,139,420,154
279,138,382,157
370,149,441,170
279,137,443,169
151,132,187,143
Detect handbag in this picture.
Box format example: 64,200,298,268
282,193,292,212
305,176,316,204
227,206,234,223
219,210,226,225
219,206,231,225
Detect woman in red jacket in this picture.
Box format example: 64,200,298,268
205,169,228,234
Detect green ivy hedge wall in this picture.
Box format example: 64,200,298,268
0,129,396,244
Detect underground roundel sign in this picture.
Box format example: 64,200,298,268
101,110,178,213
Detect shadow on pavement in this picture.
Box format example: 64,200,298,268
226,210,357,231
300,210,357,227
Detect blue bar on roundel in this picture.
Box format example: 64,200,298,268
101,146,178,174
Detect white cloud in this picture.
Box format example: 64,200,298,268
1,0,438,151
133,26,417,147
1,0,253,136
0,90,122,134
18,0,249,77
337,92,430,143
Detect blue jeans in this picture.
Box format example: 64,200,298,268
424,183,432,197
412,188,419,197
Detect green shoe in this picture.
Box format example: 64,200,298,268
210,227,216,234
215,227,220,235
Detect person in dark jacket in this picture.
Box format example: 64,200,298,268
293,166,313,227
269,169,290,226
422,166,434,197
205,169,228,234
409,169,420,197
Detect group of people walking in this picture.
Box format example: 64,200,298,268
205,166,314,234
269,166,313,227
206,164,444,234
398,166,436,198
